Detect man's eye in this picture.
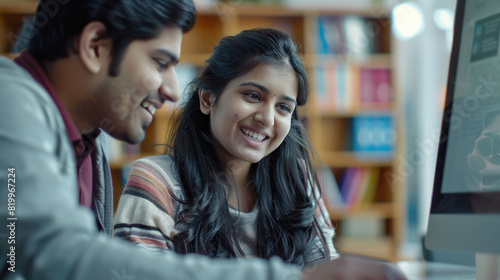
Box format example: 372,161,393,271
155,59,170,71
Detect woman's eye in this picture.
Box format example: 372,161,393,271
246,92,261,101
277,104,292,113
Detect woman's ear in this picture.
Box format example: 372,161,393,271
77,21,111,74
199,89,215,115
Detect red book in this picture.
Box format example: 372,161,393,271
359,68,392,105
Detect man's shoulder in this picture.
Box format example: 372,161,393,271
0,56,31,81
0,56,64,134
0,56,54,110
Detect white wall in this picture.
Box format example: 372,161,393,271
392,0,456,258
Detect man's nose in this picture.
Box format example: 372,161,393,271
158,68,180,103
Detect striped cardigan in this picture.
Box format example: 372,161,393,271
113,155,338,266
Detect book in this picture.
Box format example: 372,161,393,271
341,168,372,209
359,68,392,105
361,167,380,205
344,168,364,207
330,62,361,113
352,115,395,156
350,167,381,206
316,16,346,55
313,59,361,113
317,166,344,210
340,168,355,205
351,168,372,206
315,15,375,57
343,16,375,58
315,63,331,111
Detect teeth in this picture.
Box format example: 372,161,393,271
141,101,156,115
148,104,156,115
242,128,266,141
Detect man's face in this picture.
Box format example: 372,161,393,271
95,26,183,143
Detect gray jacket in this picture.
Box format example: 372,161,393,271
0,56,302,280
92,132,114,235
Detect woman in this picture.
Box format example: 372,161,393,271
113,28,337,267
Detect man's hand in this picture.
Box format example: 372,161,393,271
302,255,408,280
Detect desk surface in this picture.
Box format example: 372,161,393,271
397,261,476,280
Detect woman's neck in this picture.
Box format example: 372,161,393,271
227,160,255,213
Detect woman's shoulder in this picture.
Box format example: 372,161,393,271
133,154,175,166
127,154,183,197
131,155,177,177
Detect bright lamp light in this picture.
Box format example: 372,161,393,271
392,2,425,40
434,9,454,30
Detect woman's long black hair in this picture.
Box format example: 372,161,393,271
166,28,330,266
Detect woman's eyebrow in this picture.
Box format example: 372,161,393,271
239,82,269,93
239,82,297,104
281,95,297,105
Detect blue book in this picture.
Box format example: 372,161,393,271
315,64,328,109
317,17,329,54
317,16,345,54
335,62,347,112
352,115,394,155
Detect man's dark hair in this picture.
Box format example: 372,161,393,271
28,0,196,76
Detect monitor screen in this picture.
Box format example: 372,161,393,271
426,0,500,254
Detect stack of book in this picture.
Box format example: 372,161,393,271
314,15,392,113
317,166,381,211
352,114,394,157
340,167,380,209
316,15,375,57
315,64,392,113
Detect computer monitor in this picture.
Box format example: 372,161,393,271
425,0,500,272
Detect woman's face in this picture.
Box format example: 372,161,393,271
200,63,298,166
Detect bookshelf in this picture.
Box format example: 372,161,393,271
0,1,36,56
0,1,406,261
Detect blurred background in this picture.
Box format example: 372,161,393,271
0,0,458,262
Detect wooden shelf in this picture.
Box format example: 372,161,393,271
309,53,392,68
335,236,396,261
306,107,394,118
0,2,36,54
329,202,395,219
0,2,37,14
318,151,393,168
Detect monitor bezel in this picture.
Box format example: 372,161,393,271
430,0,500,216
426,0,500,254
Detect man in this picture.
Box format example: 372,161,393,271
0,0,407,279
